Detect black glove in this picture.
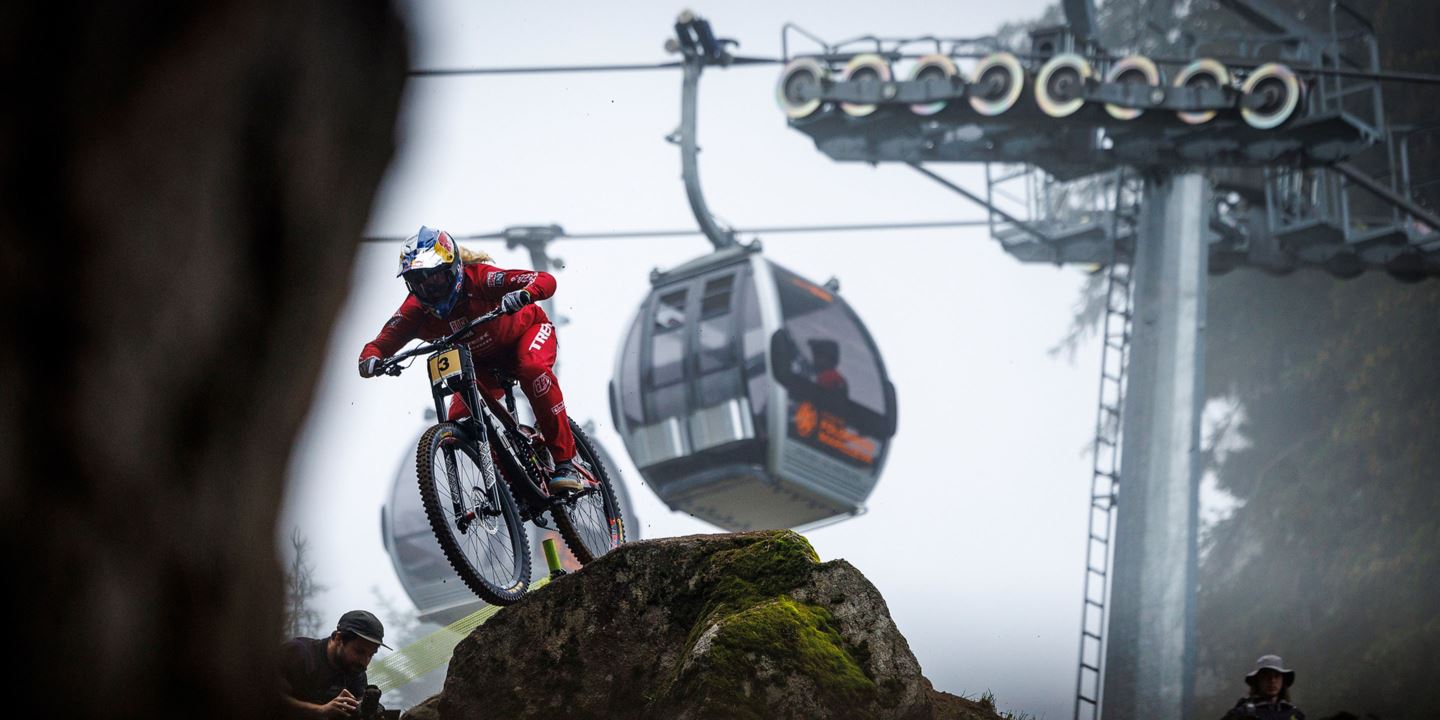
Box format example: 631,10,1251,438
359,357,381,378
500,289,533,314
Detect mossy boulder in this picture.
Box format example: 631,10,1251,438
435,530,1009,720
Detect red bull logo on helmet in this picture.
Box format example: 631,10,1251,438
398,226,457,275
432,233,455,263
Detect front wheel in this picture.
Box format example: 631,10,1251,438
416,423,531,605
551,420,627,564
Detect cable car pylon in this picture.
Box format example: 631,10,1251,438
767,0,1438,717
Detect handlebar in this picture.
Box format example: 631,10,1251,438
377,307,507,376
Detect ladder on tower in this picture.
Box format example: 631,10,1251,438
1073,175,1138,720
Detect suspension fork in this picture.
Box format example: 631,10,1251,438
441,442,470,533
434,345,502,533
428,376,463,523
446,434,503,536
456,351,506,522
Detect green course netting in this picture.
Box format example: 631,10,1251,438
368,575,551,693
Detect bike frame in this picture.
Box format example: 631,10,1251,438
380,309,559,519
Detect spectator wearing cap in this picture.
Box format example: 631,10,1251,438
1220,654,1306,720
280,610,392,719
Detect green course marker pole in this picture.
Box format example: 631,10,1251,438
543,537,566,578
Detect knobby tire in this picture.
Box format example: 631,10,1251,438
551,420,627,564
415,423,531,605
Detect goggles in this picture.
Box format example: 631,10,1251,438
404,266,455,304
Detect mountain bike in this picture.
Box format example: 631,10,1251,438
375,307,626,605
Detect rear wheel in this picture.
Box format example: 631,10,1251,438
551,420,627,564
416,423,531,605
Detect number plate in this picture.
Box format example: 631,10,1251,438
427,348,463,386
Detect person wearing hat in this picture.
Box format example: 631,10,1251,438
280,610,392,719
1220,654,1306,720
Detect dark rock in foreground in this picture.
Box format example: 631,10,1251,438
431,530,1009,720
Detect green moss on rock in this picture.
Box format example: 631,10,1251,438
646,531,883,718
678,596,877,720
682,530,822,649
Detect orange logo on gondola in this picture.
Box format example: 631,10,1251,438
795,401,818,437
789,277,833,302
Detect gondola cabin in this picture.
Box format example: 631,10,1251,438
610,244,897,531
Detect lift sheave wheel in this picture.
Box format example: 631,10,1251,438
969,52,1025,117
1035,53,1094,118
1173,58,1231,125
1240,62,1302,130
908,54,960,116
840,54,893,117
777,58,830,120
1104,55,1162,121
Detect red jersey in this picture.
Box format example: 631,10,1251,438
360,262,557,363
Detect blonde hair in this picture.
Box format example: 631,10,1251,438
460,246,493,265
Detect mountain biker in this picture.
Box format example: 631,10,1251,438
358,226,583,493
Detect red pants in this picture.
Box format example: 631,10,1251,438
446,322,575,463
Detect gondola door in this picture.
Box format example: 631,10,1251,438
688,270,754,453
